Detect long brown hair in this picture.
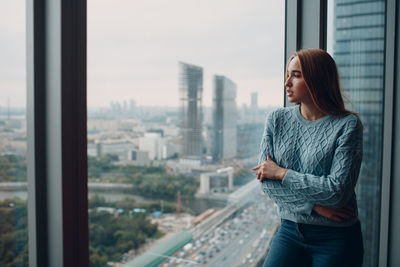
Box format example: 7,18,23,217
288,48,359,118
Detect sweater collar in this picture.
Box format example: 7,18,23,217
294,105,332,126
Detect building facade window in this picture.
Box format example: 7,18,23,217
327,0,387,266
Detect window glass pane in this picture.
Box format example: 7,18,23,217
0,2,28,266
88,1,284,266
327,1,386,266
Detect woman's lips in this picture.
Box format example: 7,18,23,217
287,91,293,97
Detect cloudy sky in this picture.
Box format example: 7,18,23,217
1,0,285,108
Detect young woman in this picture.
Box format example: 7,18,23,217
252,48,364,267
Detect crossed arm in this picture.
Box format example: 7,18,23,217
255,113,362,222
253,155,356,222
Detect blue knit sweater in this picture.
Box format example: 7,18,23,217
258,105,363,227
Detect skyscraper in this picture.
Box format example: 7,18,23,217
178,62,203,164
330,1,386,266
212,75,237,161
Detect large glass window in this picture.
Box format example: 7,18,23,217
327,0,386,266
88,1,285,266
0,1,28,266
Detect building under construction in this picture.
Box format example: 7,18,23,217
178,62,203,165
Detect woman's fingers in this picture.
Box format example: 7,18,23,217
339,206,355,217
334,211,352,219
315,205,356,222
330,207,355,222
253,163,265,181
252,164,261,170
331,215,343,222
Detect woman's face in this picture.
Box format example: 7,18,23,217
285,56,311,104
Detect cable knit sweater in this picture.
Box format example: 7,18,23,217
258,105,363,227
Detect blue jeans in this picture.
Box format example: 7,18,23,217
263,220,364,267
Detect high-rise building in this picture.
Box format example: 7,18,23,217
212,75,237,161
251,92,258,110
330,1,386,266
178,62,203,163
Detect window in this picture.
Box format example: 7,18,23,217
87,1,285,266
21,1,400,266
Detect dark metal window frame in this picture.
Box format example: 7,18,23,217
382,1,400,266
23,0,399,266
27,0,88,266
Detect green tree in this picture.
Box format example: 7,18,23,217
0,199,28,267
88,209,161,266
0,155,27,182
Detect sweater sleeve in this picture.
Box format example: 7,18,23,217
282,117,363,208
258,111,314,215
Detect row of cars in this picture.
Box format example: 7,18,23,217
163,195,279,267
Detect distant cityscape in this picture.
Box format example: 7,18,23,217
0,60,282,201
0,61,280,267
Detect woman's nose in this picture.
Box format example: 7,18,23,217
285,78,291,87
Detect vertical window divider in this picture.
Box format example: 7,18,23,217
381,0,398,266
27,0,88,266
285,0,302,106
27,0,49,266
319,0,327,50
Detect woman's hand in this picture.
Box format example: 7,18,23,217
313,205,355,222
252,155,287,181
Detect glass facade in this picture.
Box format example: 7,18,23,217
327,0,386,266
212,75,237,161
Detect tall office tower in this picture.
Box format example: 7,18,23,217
331,1,386,266
178,62,203,163
212,75,237,161
250,92,258,110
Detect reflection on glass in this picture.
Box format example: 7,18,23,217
0,1,28,266
88,1,284,266
327,1,386,266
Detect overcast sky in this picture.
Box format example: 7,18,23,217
0,0,285,108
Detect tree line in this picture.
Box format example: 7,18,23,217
0,155,26,182
0,196,169,267
88,155,199,200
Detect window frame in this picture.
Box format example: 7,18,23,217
27,0,88,266
24,0,400,266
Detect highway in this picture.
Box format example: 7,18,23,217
163,194,279,267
